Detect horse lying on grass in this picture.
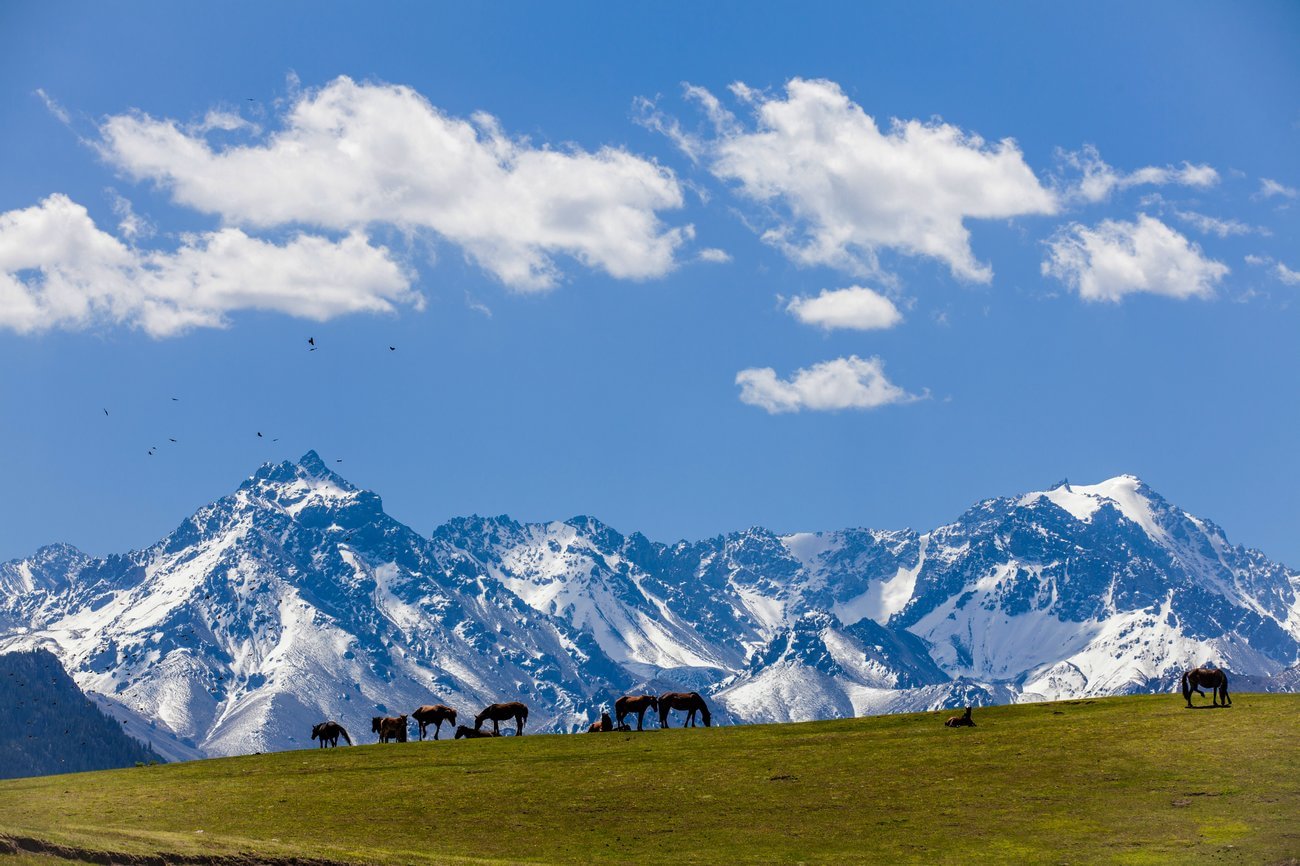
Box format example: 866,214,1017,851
455,725,500,739
944,707,975,728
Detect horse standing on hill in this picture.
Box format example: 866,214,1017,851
615,694,659,731
658,692,711,728
372,715,409,743
475,701,529,736
454,725,499,739
310,721,352,747
1182,667,1231,708
944,707,975,728
412,704,457,740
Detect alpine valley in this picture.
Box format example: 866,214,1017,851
2,452,1297,759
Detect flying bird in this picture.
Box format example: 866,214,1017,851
308,337,315,346
389,346,396,351
336,459,343,463
169,438,177,443
171,397,180,401
103,408,109,416
257,432,263,438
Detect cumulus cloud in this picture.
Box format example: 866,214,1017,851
736,354,919,413
1257,178,1297,200
786,285,902,331
697,247,731,263
1061,145,1218,203
669,78,1056,283
0,194,418,337
1042,214,1228,302
97,76,689,291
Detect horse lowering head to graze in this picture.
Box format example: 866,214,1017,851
615,694,659,731
372,715,409,743
1182,667,1231,708
944,707,975,728
475,701,528,736
412,704,457,740
658,692,711,729
454,724,500,739
587,711,614,733
311,721,352,748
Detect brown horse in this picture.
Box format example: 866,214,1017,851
944,707,975,728
475,701,528,736
412,704,457,740
454,724,500,739
1182,667,1231,708
658,692,711,728
588,711,614,733
310,721,352,747
615,694,659,731
372,715,408,743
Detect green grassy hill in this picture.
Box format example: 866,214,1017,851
1,694,1297,865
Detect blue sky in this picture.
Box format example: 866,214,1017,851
2,2,1298,566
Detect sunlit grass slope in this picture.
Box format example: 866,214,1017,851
1,694,1297,865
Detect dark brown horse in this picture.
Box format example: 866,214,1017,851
475,701,528,736
454,724,500,739
588,711,614,733
658,691,711,728
1182,667,1231,708
372,715,408,743
944,707,975,728
412,704,457,740
615,694,659,731
310,721,352,747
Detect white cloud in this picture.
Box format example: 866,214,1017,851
736,354,919,413
0,194,418,337
1062,145,1218,203
1276,262,1300,285
98,76,689,291
676,78,1056,283
108,191,153,242
1172,209,1259,238
786,285,902,331
1042,214,1228,302
697,247,731,263
1257,178,1297,199
35,88,71,126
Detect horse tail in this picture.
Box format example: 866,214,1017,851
1181,670,1191,703
338,726,351,746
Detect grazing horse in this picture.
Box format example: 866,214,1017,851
454,724,499,739
1182,667,1231,708
944,707,976,728
475,701,529,736
371,715,409,743
658,692,711,728
588,711,614,733
615,694,659,731
310,721,352,747
412,704,457,740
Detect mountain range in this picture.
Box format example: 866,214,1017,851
2,452,1296,758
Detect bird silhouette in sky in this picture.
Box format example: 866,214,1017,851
103,408,109,416
257,432,263,438
389,346,396,351
169,438,177,443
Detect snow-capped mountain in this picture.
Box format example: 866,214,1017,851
2,457,1297,756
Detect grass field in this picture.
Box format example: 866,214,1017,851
1,694,1297,865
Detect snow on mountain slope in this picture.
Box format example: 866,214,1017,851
2,461,1297,757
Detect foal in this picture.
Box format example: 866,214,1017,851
944,707,976,728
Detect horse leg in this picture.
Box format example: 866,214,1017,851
517,714,524,736
635,709,644,732
493,719,500,736
660,708,670,729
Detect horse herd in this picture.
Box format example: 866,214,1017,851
310,668,1231,748
309,691,712,748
